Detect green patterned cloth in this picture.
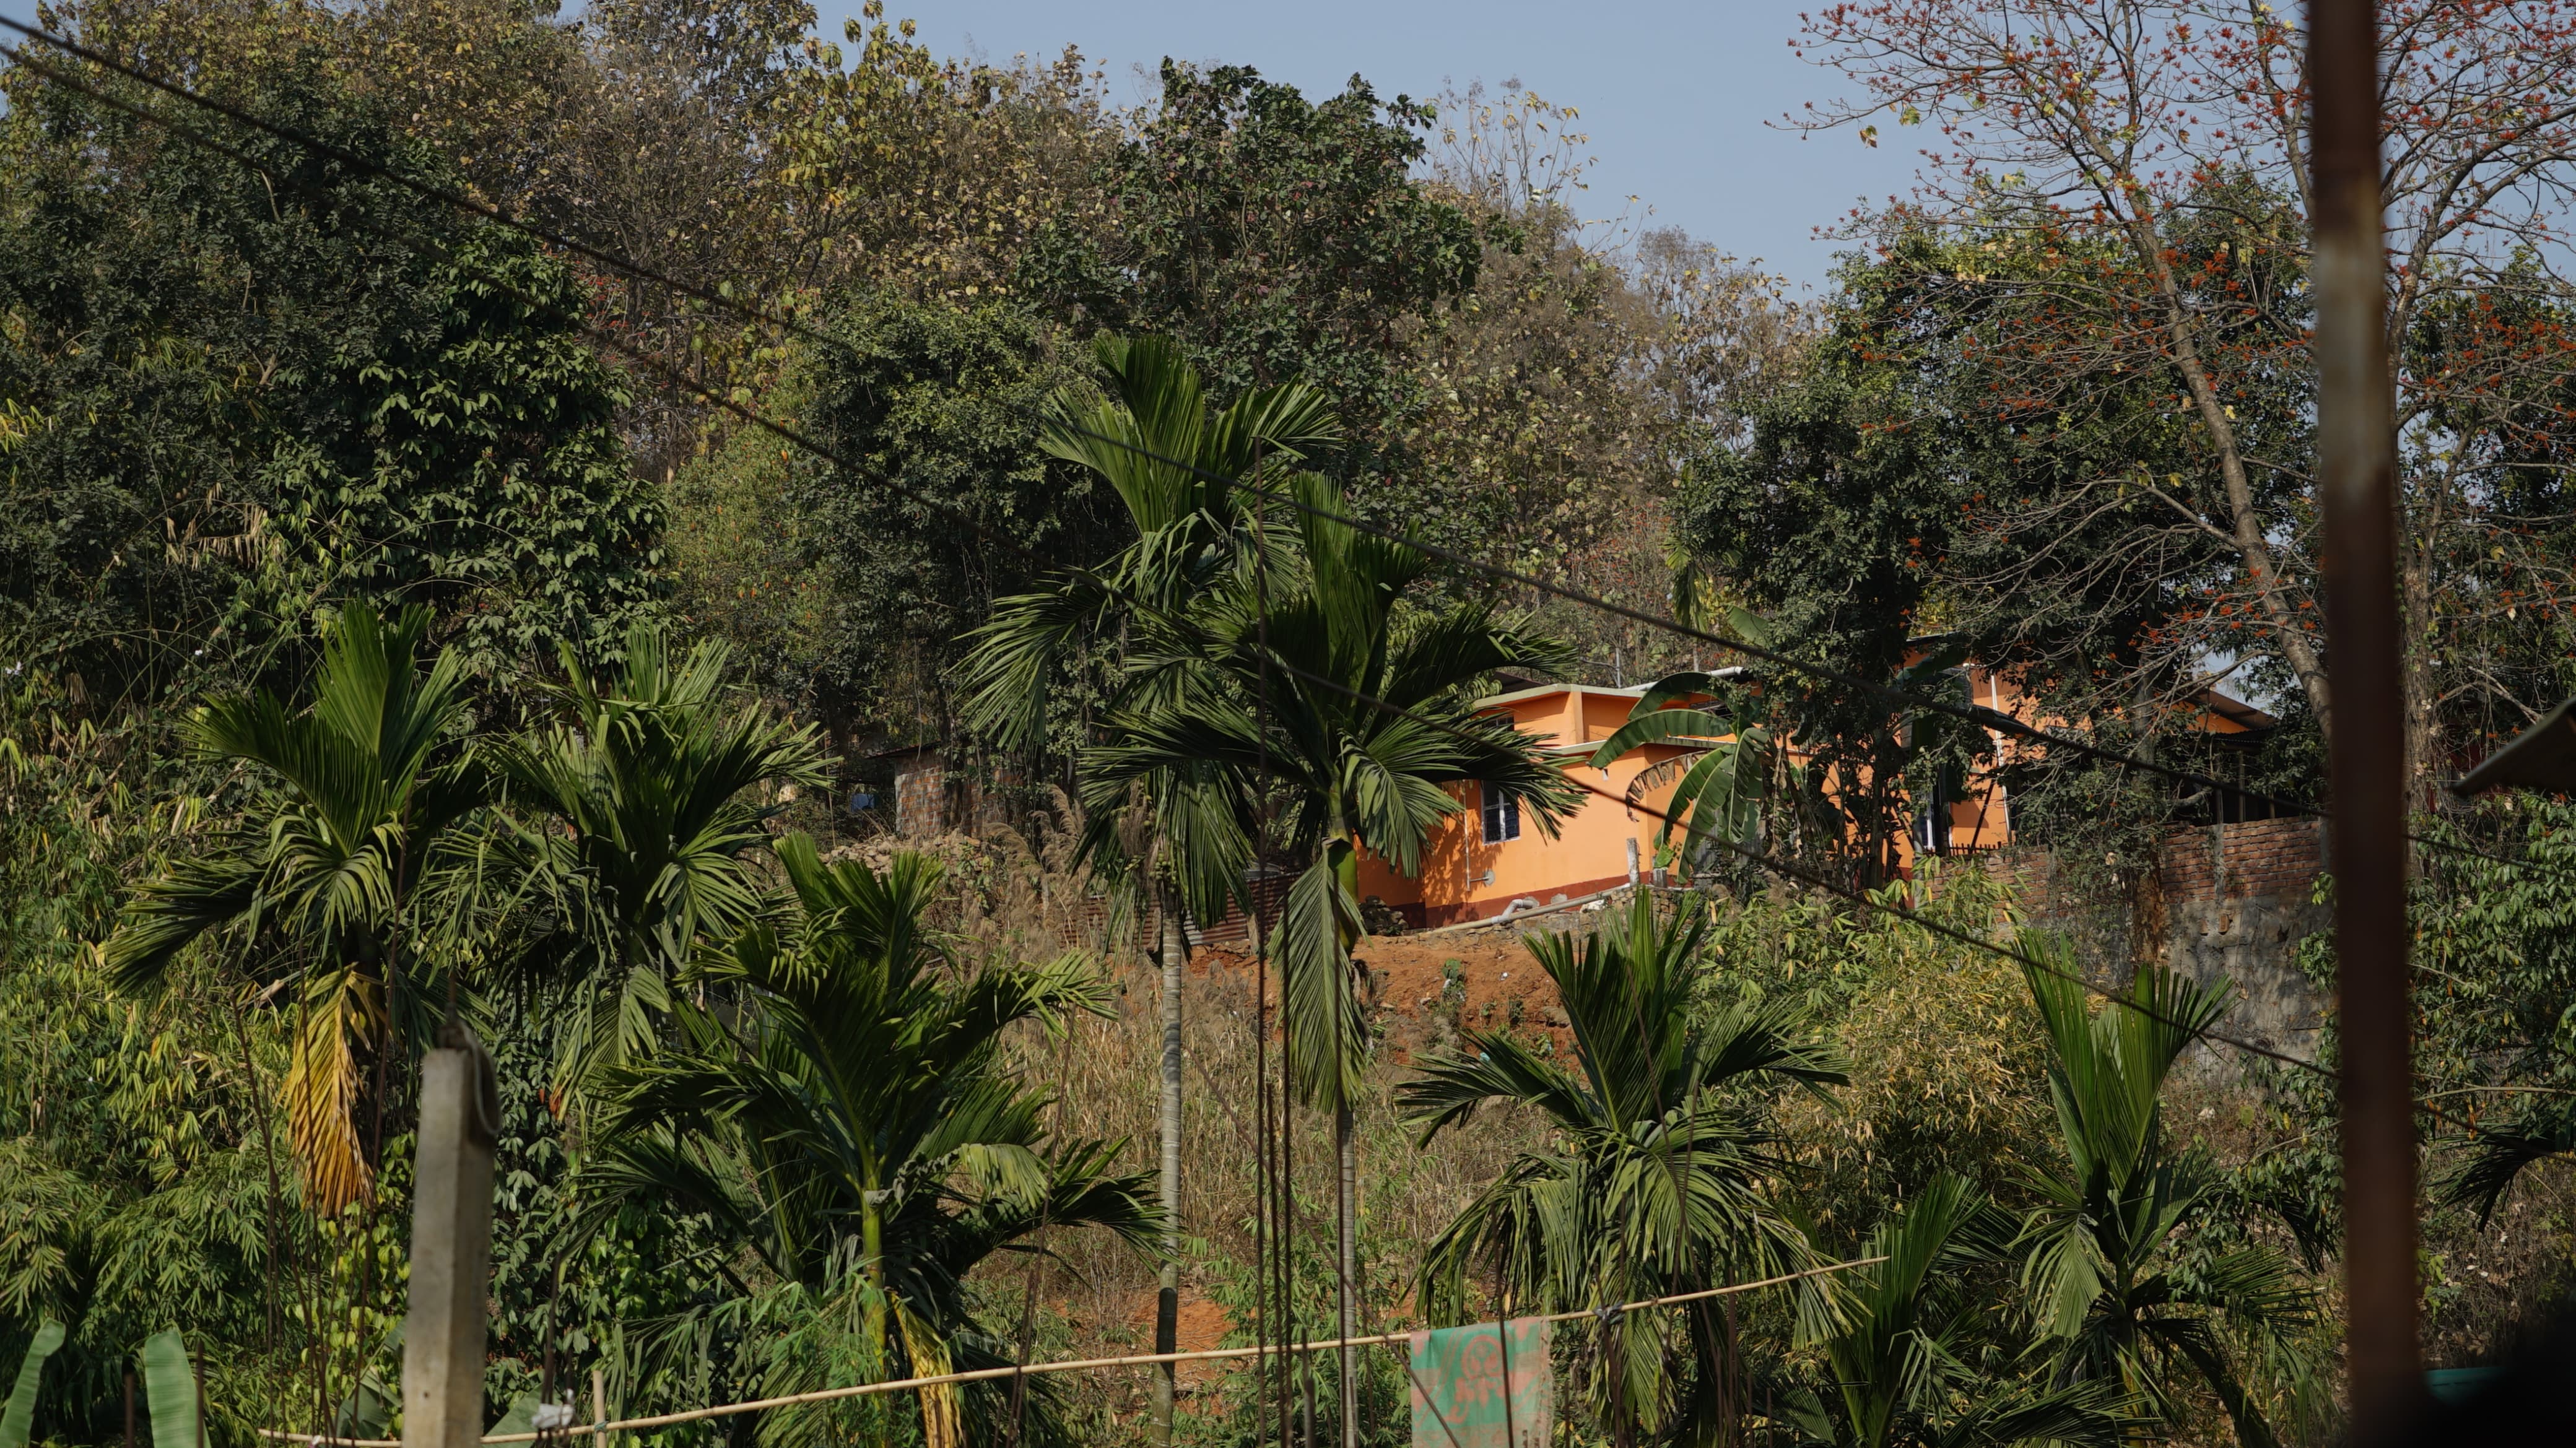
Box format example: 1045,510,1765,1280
1406,1317,1551,1448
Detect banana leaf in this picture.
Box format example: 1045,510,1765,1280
489,1393,539,1436
334,1376,394,1440
141,1330,197,1448
0,1321,66,1448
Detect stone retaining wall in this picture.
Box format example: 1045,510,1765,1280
1985,817,2329,1072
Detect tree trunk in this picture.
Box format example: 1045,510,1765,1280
233,999,286,1351
2400,513,2442,817
1154,887,1188,1441
864,1182,888,1368
1335,1102,1359,1448
2078,129,2335,735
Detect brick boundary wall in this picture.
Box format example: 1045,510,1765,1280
1976,819,2328,1070
1975,815,2324,917
2155,816,2325,905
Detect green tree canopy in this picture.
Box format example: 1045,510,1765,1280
0,24,661,709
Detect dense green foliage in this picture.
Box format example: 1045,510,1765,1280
784,294,1105,740
1049,63,1482,487
7,2,2576,1447
0,43,661,702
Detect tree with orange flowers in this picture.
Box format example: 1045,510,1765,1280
1786,0,2576,794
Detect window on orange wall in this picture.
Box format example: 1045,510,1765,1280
1481,783,1521,844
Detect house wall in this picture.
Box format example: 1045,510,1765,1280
1347,668,2271,929
1995,819,2328,1073
895,765,949,837
1356,686,1700,926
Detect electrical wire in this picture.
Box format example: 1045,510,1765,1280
1241,643,2576,1164
4,13,2567,894
0,8,2514,865
0,36,2474,1090
1251,652,2333,1079
22,38,2573,1437
243,1256,1887,1446
3,15,2561,1140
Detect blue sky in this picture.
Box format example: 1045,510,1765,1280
818,0,1922,295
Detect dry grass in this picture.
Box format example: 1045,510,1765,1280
843,809,1552,1369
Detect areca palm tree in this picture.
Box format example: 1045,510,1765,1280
1399,892,1844,1447
961,333,1338,1436
2012,935,2316,1446
487,623,827,1087
104,603,485,1212
582,836,1158,1448
962,332,1340,756
1086,468,1578,1440
1782,1173,2129,1448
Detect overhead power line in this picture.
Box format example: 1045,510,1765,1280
0,19,2326,805
2,14,2561,896
1249,643,2576,1172
6,23,2568,944
11,22,2562,1393
1253,651,2332,1079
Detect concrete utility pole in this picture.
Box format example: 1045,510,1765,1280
401,1029,501,1448
2308,0,2424,1436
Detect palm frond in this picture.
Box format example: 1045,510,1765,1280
1930,1377,2134,1448
284,966,381,1214
2144,1316,2281,1448
1381,604,1573,711
2441,1103,2576,1224
102,853,262,993
956,575,1120,752
1400,1031,1600,1141
1276,849,1367,1112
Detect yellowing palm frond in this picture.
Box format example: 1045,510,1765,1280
104,603,484,1215
285,966,382,1214
896,1304,962,1448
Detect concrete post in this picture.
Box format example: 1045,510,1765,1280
402,1030,500,1448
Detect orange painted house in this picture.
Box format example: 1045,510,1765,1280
1354,667,2276,929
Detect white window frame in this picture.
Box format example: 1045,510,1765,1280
1481,783,1521,844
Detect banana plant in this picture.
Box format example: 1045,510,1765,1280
1588,670,1782,882
0,1321,64,1448
1591,621,1999,888
1588,610,1798,882
140,1330,196,1448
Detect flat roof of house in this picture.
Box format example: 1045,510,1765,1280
1476,682,1648,709
1477,669,1751,711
